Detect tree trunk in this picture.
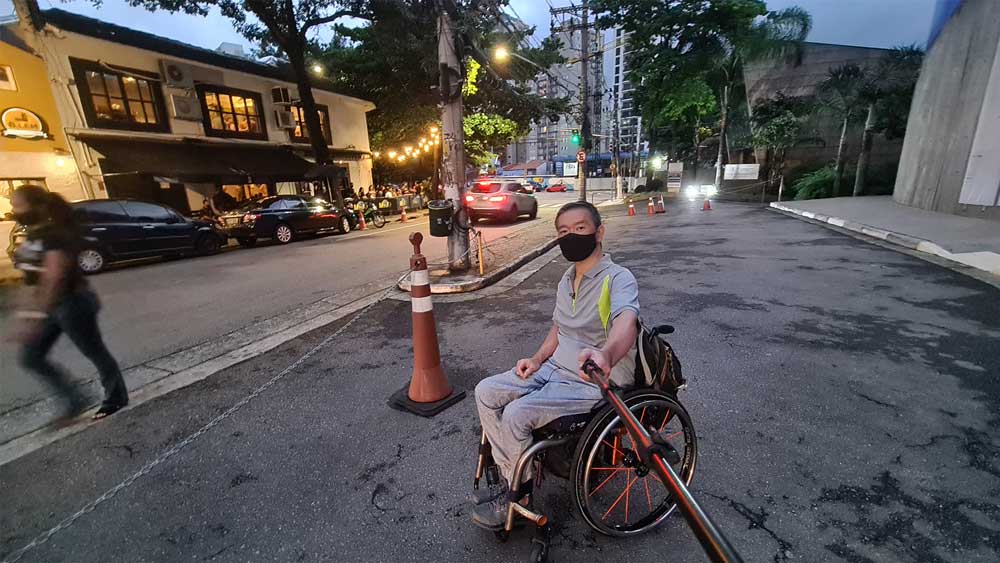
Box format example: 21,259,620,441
833,113,849,197
692,125,701,186
288,47,343,209
713,84,729,189
853,103,876,197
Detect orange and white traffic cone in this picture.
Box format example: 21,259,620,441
357,209,367,230
400,207,408,223
647,198,655,215
702,198,712,211
389,232,465,417
627,200,636,216
655,195,666,214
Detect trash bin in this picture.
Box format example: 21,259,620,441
428,199,454,237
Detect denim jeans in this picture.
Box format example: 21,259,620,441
19,289,128,411
475,361,603,483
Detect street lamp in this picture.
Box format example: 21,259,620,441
311,63,324,75
494,45,510,63
429,125,439,135
387,150,397,159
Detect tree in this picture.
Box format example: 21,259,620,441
750,93,814,194
122,0,370,208
593,0,811,189
853,46,923,196
818,63,866,197
463,112,522,168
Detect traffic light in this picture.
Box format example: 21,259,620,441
570,129,581,145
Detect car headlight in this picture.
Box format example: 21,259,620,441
685,187,698,198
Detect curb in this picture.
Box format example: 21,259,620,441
769,202,1000,277
398,237,559,294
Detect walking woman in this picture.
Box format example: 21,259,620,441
11,186,128,421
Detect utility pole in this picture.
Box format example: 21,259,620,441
437,4,470,272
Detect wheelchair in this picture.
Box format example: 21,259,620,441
473,326,698,562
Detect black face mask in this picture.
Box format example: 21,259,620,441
13,210,42,226
559,232,598,262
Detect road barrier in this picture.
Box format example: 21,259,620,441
389,232,465,416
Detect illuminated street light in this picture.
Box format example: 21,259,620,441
373,151,381,158
404,146,413,155
494,45,510,62
397,154,407,162
651,156,663,170
312,63,324,75
387,150,397,159
429,125,439,134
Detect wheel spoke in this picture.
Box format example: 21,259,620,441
589,467,625,497
601,439,628,459
602,471,639,521
659,409,675,432
644,475,653,512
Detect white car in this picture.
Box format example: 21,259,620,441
685,184,718,200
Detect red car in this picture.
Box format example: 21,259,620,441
546,184,568,192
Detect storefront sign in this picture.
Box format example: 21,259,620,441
724,163,759,180
1,107,48,140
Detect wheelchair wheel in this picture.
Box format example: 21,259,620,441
570,390,697,537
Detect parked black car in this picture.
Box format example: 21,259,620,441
219,195,357,247
6,199,226,274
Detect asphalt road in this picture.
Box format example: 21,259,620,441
2,199,997,563
0,191,610,415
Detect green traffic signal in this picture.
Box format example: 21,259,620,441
570,129,580,145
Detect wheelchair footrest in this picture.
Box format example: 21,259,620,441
510,502,548,527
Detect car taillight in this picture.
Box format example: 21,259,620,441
243,213,260,223
488,195,506,202
464,195,475,203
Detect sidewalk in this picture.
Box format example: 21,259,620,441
771,196,1000,276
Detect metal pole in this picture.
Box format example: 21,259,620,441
578,0,590,202
437,6,470,272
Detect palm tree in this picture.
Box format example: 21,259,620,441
853,46,923,196
710,7,812,190
818,64,866,196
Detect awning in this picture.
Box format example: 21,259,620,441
81,137,315,184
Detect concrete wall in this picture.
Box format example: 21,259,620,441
744,42,904,177
9,21,374,199
893,0,1000,221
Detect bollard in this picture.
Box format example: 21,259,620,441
389,232,466,417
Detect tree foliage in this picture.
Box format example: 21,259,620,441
463,112,522,167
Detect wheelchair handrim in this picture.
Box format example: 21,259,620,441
573,393,698,537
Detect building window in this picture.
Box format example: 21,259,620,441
290,104,332,144
197,85,266,140
70,58,168,133
0,65,16,91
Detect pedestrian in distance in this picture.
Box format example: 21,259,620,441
471,201,640,529
10,185,128,422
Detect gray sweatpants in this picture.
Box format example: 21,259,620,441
475,361,603,483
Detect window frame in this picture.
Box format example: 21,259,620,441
69,58,170,133
122,201,175,223
196,84,268,140
289,104,332,145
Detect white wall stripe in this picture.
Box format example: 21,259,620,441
411,296,434,313
411,270,430,286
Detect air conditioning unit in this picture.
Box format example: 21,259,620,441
274,109,296,129
159,59,195,89
271,86,294,106
170,93,203,121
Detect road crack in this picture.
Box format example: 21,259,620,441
704,491,794,563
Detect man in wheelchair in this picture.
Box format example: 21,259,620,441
472,201,640,529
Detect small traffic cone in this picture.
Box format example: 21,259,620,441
655,195,666,214
357,210,367,230
702,198,712,211
627,200,636,216
647,198,655,215
389,232,465,417
400,207,408,223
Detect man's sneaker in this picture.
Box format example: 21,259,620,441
469,480,508,505
471,495,510,530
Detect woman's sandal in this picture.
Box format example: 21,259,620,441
93,403,125,420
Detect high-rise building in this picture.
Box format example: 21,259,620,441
610,27,646,156
506,12,604,169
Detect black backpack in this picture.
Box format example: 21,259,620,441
635,321,686,394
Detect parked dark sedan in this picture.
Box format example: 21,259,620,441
219,195,356,247
6,199,226,274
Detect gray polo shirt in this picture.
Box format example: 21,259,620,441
551,254,639,386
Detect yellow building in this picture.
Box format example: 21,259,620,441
0,26,84,218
